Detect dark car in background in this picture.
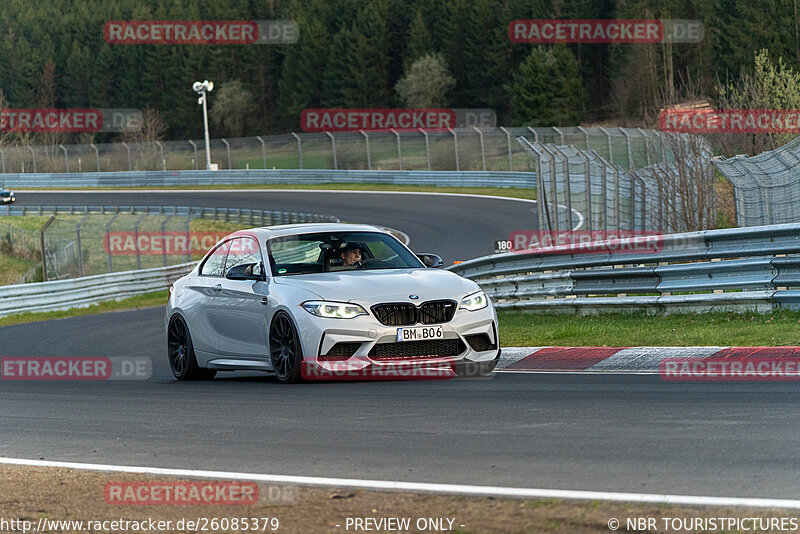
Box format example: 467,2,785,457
0,188,15,204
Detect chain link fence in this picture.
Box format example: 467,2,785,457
712,136,800,227
0,127,665,174
0,205,339,283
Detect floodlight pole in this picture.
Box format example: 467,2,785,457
200,91,212,170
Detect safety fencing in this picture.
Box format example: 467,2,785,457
0,169,536,189
0,262,194,318
0,205,339,283
713,136,800,227
448,223,800,314
0,126,662,174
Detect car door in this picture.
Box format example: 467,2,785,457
185,239,232,358
211,236,270,360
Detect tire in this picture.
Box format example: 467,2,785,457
269,311,304,384
167,315,217,381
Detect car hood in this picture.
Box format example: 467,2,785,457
272,268,479,304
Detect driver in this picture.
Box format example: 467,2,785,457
340,243,363,267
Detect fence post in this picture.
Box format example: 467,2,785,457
220,138,232,169
0,148,5,173
359,130,371,170
539,144,560,234
291,132,302,169
160,215,173,267
28,146,37,173
637,128,652,166
500,127,513,171
552,126,565,145
75,213,90,277
325,132,337,170
256,136,267,169
40,215,56,282
419,128,431,170
550,145,574,236
621,128,634,170
577,125,591,151
576,149,592,233
155,141,165,170
133,212,147,270
589,151,610,234
473,127,486,171
390,129,402,170
105,213,119,272
90,143,100,172
188,140,198,170
122,142,132,170
448,128,459,171
526,126,539,143
598,127,613,164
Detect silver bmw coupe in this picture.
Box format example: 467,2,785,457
165,223,499,383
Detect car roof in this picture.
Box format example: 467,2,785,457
240,223,388,240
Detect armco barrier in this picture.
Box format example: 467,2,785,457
447,223,800,314
0,262,194,318
0,169,537,189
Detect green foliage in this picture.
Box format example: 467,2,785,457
506,45,586,126
395,53,456,107
210,80,258,137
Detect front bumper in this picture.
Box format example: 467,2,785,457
0,196,14,204
294,304,500,380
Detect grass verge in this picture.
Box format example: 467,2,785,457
0,290,168,328
16,183,538,201
498,310,800,347
0,464,791,534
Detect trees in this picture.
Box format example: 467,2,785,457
506,46,586,126
209,80,258,137
394,53,455,107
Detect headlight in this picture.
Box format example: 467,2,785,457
460,290,488,311
302,301,367,319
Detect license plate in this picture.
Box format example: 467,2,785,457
396,325,444,342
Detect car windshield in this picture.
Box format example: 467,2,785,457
268,231,423,276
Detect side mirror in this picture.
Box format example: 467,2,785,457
416,253,444,269
226,262,266,281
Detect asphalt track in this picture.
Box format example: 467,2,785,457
13,190,541,263
2,190,799,500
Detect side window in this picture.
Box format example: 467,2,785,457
200,240,231,277
225,237,263,274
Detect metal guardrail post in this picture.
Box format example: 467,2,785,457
188,140,198,170
499,127,513,171
155,141,165,170
391,129,402,170
325,132,337,170
256,136,267,169
448,128,459,171
221,138,232,169
121,142,132,171
40,215,56,282
359,130,371,170
291,132,302,169
473,127,486,171
28,146,36,173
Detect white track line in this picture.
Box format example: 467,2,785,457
1,458,798,508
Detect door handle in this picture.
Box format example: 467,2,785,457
213,284,222,292
261,297,269,305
